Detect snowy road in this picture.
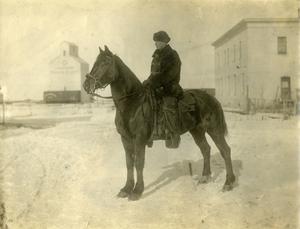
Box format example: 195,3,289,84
0,104,299,228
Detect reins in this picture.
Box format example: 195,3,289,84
91,92,113,99
91,89,143,101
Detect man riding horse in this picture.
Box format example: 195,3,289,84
83,43,236,200
143,31,183,148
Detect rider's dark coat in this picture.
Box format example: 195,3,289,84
147,44,182,97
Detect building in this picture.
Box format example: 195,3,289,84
212,18,299,112
185,88,216,96
44,41,91,103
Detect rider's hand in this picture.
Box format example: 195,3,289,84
142,79,151,87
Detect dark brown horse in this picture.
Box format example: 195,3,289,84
83,46,235,201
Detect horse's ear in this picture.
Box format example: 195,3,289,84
99,46,104,54
104,45,113,56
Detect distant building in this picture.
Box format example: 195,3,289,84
212,18,299,111
44,41,91,103
185,88,216,96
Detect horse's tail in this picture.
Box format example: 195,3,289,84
215,98,228,136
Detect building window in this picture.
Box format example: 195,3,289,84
277,37,287,54
233,45,236,63
234,75,237,96
229,75,231,95
224,76,227,95
228,76,230,95
241,74,244,95
239,41,242,62
238,76,241,96
242,73,247,96
281,76,291,100
220,78,223,95
63,50,66,56
227,48,229,65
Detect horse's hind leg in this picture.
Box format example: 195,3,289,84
117,136,135,198
208,131,235,191
190,127,212,183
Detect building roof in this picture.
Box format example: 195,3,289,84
61,41,78,47
73,56,89,65
49,55,88,65
212,18,299,47
49,41,89,65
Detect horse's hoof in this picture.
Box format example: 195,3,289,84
128,193,142,201
222,184,233,192
117,190,130,198
198,175,211,184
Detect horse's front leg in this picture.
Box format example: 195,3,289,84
117,136,135,198
129,139,146,201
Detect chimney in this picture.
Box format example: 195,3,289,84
298,0,300,18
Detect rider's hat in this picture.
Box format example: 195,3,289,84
153,31,171,43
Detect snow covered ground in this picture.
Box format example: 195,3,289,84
0,103,299,229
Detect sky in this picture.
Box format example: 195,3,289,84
0,0,298,100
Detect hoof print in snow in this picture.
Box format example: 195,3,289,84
222,184,233,192
128,193,141,201
117,191,130,198
197,175,211,184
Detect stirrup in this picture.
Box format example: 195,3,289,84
165,134,181,148
147,141,153,148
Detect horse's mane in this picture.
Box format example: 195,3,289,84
114,55,143,92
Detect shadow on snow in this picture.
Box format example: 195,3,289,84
143,154,242,199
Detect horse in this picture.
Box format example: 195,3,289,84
83,45,235,201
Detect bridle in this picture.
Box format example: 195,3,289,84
85,58,143,102
85,73,113,99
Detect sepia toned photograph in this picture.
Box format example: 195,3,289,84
0,0,299,228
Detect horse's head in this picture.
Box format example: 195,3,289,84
83,45,118,94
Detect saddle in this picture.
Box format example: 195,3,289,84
148,90,198,147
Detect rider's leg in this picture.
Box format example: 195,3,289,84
162,96,181,148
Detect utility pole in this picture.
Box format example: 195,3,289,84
2,99,4,125
0,86,4,125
